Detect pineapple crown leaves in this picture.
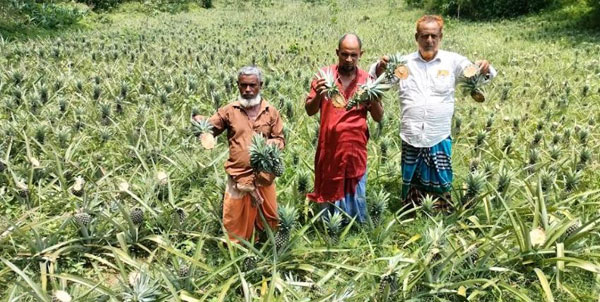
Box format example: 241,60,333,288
121,271,162,302
345,74,392,110
249,134,284,177
458,64,489,94
324,212,344,236
278,204,298,231
190,118,213,136
315,67,340,97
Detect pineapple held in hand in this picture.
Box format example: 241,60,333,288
316,67,345,108
459,64,488,103
346,74,392,110
384,52,409,81
249,134,284,177
191,118,216,149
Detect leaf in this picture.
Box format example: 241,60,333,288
534,268,554,302
0,258,50,302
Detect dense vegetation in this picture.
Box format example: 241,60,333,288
1,0,600,301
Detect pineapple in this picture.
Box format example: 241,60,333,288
297,172,309,194
174,207,186,223
275,204,298,250
242,255,258,272
249,134,284,177
177,261,190,278
324,212,343,244
496,169,511,193
345,75,391,110
191,118,215,150
565,220,580,237
369,189,389,225
378,274,398,298
421,194,436,213
130,207,144,225
564,168,581,192
459,64,488,102
383,53,409,81
74,209,91,227
71,176,85,197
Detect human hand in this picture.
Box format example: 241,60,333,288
249,189,264,207
475,60,490,75
314,78,328,96
375,55,390,77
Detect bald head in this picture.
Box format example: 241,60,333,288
338,33,362,50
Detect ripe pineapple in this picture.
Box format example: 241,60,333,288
249,134,284,177
324,212,343,244
191,118,215,150
345,75,391,110
369,189,389,225
130,207,144,225
275,204,298,250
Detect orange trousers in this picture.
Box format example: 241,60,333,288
223,178,279,242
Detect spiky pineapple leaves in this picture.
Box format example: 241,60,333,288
385,52,409,81
459,64,489,103
316,67,346,108
249,134,284,177
345,75,391,111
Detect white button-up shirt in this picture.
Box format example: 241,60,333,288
369,50,497,148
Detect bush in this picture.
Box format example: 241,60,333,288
11,1,85,28
201,0,212,8
406,0,557,19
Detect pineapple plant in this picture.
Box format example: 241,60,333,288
130,207,145,225
462,170,486,204
383,52,408,81
565,220,581,237
249,134,284,177
378,273,398,299
369,189,389,225
191,118,216,149
242,254,258,272
275,204,298,250
458,64,488,102
345,75,391,110
177,262,190,278
297,171,309,194
316,67,343,108
324,212,343,244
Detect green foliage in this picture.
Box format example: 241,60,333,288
6,0,86,28
407,0,557,19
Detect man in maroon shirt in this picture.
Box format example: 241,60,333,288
305,34,384,223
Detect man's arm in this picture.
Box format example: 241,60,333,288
367,100,384,122
267,110,285,149
368,55,390,78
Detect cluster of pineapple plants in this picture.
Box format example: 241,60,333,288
0,0,599,301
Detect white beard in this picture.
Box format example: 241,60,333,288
238,94,262,108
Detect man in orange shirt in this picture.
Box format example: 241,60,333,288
194,66,285,242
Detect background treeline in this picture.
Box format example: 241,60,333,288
1,0,599,32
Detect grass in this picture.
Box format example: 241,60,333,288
0,0,600,301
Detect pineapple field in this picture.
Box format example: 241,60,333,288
1,0,600,301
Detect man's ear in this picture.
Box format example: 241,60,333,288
414,32,418,41
335,48,340,56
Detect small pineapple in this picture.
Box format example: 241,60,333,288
378,274,398,298
71,176,85,197
496,169,512,193
74,209,91,227
130,207,144,225
249,134,284,177
275,204,298,250
369,189,389,225
242,255,258,272
324,212,343,244
564,168,581,192
191,118,215,150
297,172,309,194
565,220,580,237
174,207,186,223
462,170,486,203
178,262,190,278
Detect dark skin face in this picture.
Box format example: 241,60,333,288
415,21,442,61
237,74,262,99
336,36,363,76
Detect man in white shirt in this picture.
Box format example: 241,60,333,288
370,15,496,211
